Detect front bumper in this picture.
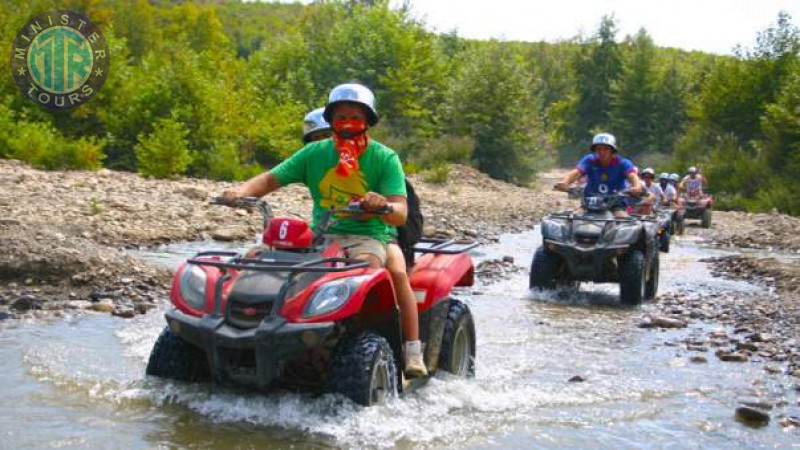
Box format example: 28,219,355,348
166,309,337,390
546,241,628,281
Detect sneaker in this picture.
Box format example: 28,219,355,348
404,340,428,378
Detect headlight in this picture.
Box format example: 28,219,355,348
304,279,353,318
613,225,640,244
179,264,207,310
542,220,563,241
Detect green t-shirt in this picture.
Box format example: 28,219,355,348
270,138,407,243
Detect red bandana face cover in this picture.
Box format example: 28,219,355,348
332,119,368,176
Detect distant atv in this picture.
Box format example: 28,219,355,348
679,192,713,229
630,202,672,254
654,209,672,253
146,197,478,406
529,187,660,305
666,202,686,236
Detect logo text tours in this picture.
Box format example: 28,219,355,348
10,10,110,110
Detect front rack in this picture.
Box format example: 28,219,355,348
188,251,369,273
413,238,479,255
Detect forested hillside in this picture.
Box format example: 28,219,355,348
1,1,797,213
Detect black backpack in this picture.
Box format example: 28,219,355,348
397,178,424,267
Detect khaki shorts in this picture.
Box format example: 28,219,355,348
325,234,387,265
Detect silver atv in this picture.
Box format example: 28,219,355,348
529,188,661,305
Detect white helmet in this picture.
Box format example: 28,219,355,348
688,166,698,174
590,132,617,152
323,83,379,126
642,167,655,177
302,108,332,143
659,172,669,181
669,173,680,182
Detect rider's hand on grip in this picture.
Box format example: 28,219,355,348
359,192,392,213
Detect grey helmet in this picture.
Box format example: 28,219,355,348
642,167,655,177
302,107,331,143
323,83,379,126
669,173,680,183
590,132,617,152
688,166,698,174
659,172,670,181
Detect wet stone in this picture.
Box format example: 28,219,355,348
717,350,750,362
638,315,687,329
66,300,93,310
11,295,42,311
735,406,771,427
690,355,708,364
568,375,586,383
90,300,115,313
112,306,135,318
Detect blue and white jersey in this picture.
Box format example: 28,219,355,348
576,154,637,197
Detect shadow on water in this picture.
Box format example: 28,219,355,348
0,228,796,448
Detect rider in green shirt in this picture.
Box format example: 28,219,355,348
223,84,428,378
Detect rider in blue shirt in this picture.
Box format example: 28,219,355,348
555,133,652,217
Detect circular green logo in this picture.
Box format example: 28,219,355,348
10,10,109,110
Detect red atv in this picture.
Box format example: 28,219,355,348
678,191,713,229
146,198,478,406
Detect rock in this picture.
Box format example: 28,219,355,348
735,406,770,427
211,227,241,242
90,290,121,302
177,186,207,200
690,355,708,363
0,311,13,320
66,300,93,310
90,300,115,313
134,302,157,314
112,306,136,318
11,295,42,311
779,416,800,428
502,255,514,264
764,364,782,374
638,315,687,329
718,351,749,362
750,332,775,343
568,375,586,383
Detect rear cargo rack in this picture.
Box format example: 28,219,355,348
413,238,479,255
188,252,369,273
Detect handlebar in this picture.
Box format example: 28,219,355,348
332,203,394,215
211,196,273,229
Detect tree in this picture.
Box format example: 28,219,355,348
611,28,659,157
551,16,622,163
760,71,800,182
136,117,192,178
445,42,545,184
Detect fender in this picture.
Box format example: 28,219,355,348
408,253,474,311
279,268,397,323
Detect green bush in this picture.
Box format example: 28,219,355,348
422,163,450,184
136,117,192,178
0,107,104,170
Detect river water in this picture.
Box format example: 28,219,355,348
0,230,796,449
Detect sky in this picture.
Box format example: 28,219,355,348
392,0,799,54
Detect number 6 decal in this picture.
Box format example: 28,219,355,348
279,221,289,239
